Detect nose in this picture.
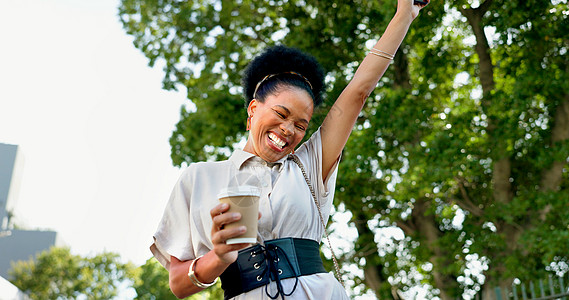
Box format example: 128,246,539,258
280,121,294,136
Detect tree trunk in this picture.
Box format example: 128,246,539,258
461,1,513,206
540,95,569,190
393,46,412,90
409,198,458,300
538,94,569,221
460,3,521,298
391,43,459,299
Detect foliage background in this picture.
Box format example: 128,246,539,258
111,0,569,299
9,247,135,300
9,248,224,299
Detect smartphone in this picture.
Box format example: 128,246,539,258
414,0,429,5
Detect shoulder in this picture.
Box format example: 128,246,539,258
295,127,323,159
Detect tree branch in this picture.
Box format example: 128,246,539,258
452,177,484,217
395,219,416,236
479,0,494,15
458,2,495,95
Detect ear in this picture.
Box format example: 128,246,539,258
247,99,258,116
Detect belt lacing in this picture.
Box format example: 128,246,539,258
248,243,299,299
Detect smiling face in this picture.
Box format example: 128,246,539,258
243,86,314,162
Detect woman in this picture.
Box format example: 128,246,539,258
151,0,427,299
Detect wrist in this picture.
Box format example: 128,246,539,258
188,255,218,288
210,248,236,268
393,9,416,24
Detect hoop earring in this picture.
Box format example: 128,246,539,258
246,116,252,131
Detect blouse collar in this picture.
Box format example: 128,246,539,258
229,149,287,172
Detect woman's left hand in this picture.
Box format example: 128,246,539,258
397,0,429,20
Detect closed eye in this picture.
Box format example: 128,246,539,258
274,110,286,118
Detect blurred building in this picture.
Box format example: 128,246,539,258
0,229,62,278
0,143,62,284
0,143,23,229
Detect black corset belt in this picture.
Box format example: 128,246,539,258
219,237,326,300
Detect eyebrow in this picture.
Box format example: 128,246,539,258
275,105,309,125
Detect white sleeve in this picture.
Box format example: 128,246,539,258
150,167,196,270
295,127,341,205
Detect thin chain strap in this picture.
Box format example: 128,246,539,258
289,155,345,288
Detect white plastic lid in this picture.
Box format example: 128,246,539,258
226,237,257,244
217,185,261,198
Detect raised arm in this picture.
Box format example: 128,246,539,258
320,0,426,180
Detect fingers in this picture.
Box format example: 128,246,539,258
211,223,252,256
212,222,246,244
210,203,246,243
210,202,230,217
209,203,258,264
210,203,238,230
212,212,241,231
212,241,251,264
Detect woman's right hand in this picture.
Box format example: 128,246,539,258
210,203,252,264
170,205,252,299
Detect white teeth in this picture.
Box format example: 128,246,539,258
269,133,286,148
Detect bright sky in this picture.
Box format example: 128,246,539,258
0,0,187,265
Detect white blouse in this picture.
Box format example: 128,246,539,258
151,128,348,299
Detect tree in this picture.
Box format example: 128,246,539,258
9,247,135,300
118,0,569,299
133,257,224,300
132,257,177,300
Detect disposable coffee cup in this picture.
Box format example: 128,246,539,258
217,186,261,244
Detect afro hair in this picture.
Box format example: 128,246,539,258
242,45,325,107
